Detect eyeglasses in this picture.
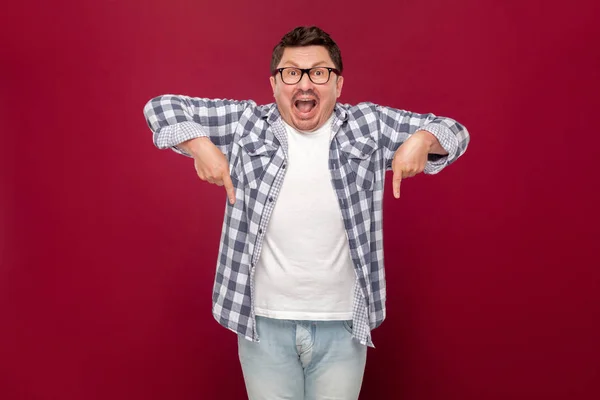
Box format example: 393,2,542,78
272,67,341,85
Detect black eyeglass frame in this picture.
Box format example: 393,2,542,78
271,67,342,85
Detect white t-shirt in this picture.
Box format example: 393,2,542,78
254,116,356,320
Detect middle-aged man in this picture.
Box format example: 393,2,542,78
144,26,469,400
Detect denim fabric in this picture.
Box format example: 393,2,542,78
238,316,367,400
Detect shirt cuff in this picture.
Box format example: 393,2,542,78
419,123,458,174
153,121,209,157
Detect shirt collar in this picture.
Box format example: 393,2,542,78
261,102,349,124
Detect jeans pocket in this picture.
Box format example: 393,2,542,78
342,320,353,335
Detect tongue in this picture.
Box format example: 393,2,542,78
297,101,314,113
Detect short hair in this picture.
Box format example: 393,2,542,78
270,26,343,74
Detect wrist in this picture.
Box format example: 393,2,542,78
182,136,211,157
414,130,436,150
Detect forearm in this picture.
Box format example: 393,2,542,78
143,95,254,156
416,116,469,163
177,136,212,157
378,104,470,173
413,130,448,155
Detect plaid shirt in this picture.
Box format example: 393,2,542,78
143,95,469,346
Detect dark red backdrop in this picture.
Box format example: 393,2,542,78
2,0,599,399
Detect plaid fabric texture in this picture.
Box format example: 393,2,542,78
144,95,470,346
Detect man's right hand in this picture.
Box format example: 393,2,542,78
179,137,236,204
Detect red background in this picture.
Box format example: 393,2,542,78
2,0,599,399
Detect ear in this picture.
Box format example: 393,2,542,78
335,76,344,98
270,75,276,93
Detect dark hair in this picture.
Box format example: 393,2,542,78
270,26,343,74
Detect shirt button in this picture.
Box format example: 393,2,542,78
282,163,287,169
258,229,263,235
268,197,274,202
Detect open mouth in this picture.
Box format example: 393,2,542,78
294,99,317,113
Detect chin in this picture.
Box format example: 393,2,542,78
293,119,319,132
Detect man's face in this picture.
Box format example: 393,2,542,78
270,46,344,132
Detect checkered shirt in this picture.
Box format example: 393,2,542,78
143,95,470,346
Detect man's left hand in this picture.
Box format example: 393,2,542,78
391,130,442,199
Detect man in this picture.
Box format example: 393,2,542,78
144,26,469,400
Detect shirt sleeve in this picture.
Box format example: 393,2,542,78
143,95,256,157
376,104,470,174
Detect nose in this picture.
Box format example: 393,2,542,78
296,71,314,90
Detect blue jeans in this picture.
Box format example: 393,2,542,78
237,316,367,400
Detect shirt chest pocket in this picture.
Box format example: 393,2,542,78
237,133,279,189
340,137,378,191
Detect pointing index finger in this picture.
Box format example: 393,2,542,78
222,173,236,205
392,169,402,199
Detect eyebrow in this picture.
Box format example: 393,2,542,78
282,61,329,68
